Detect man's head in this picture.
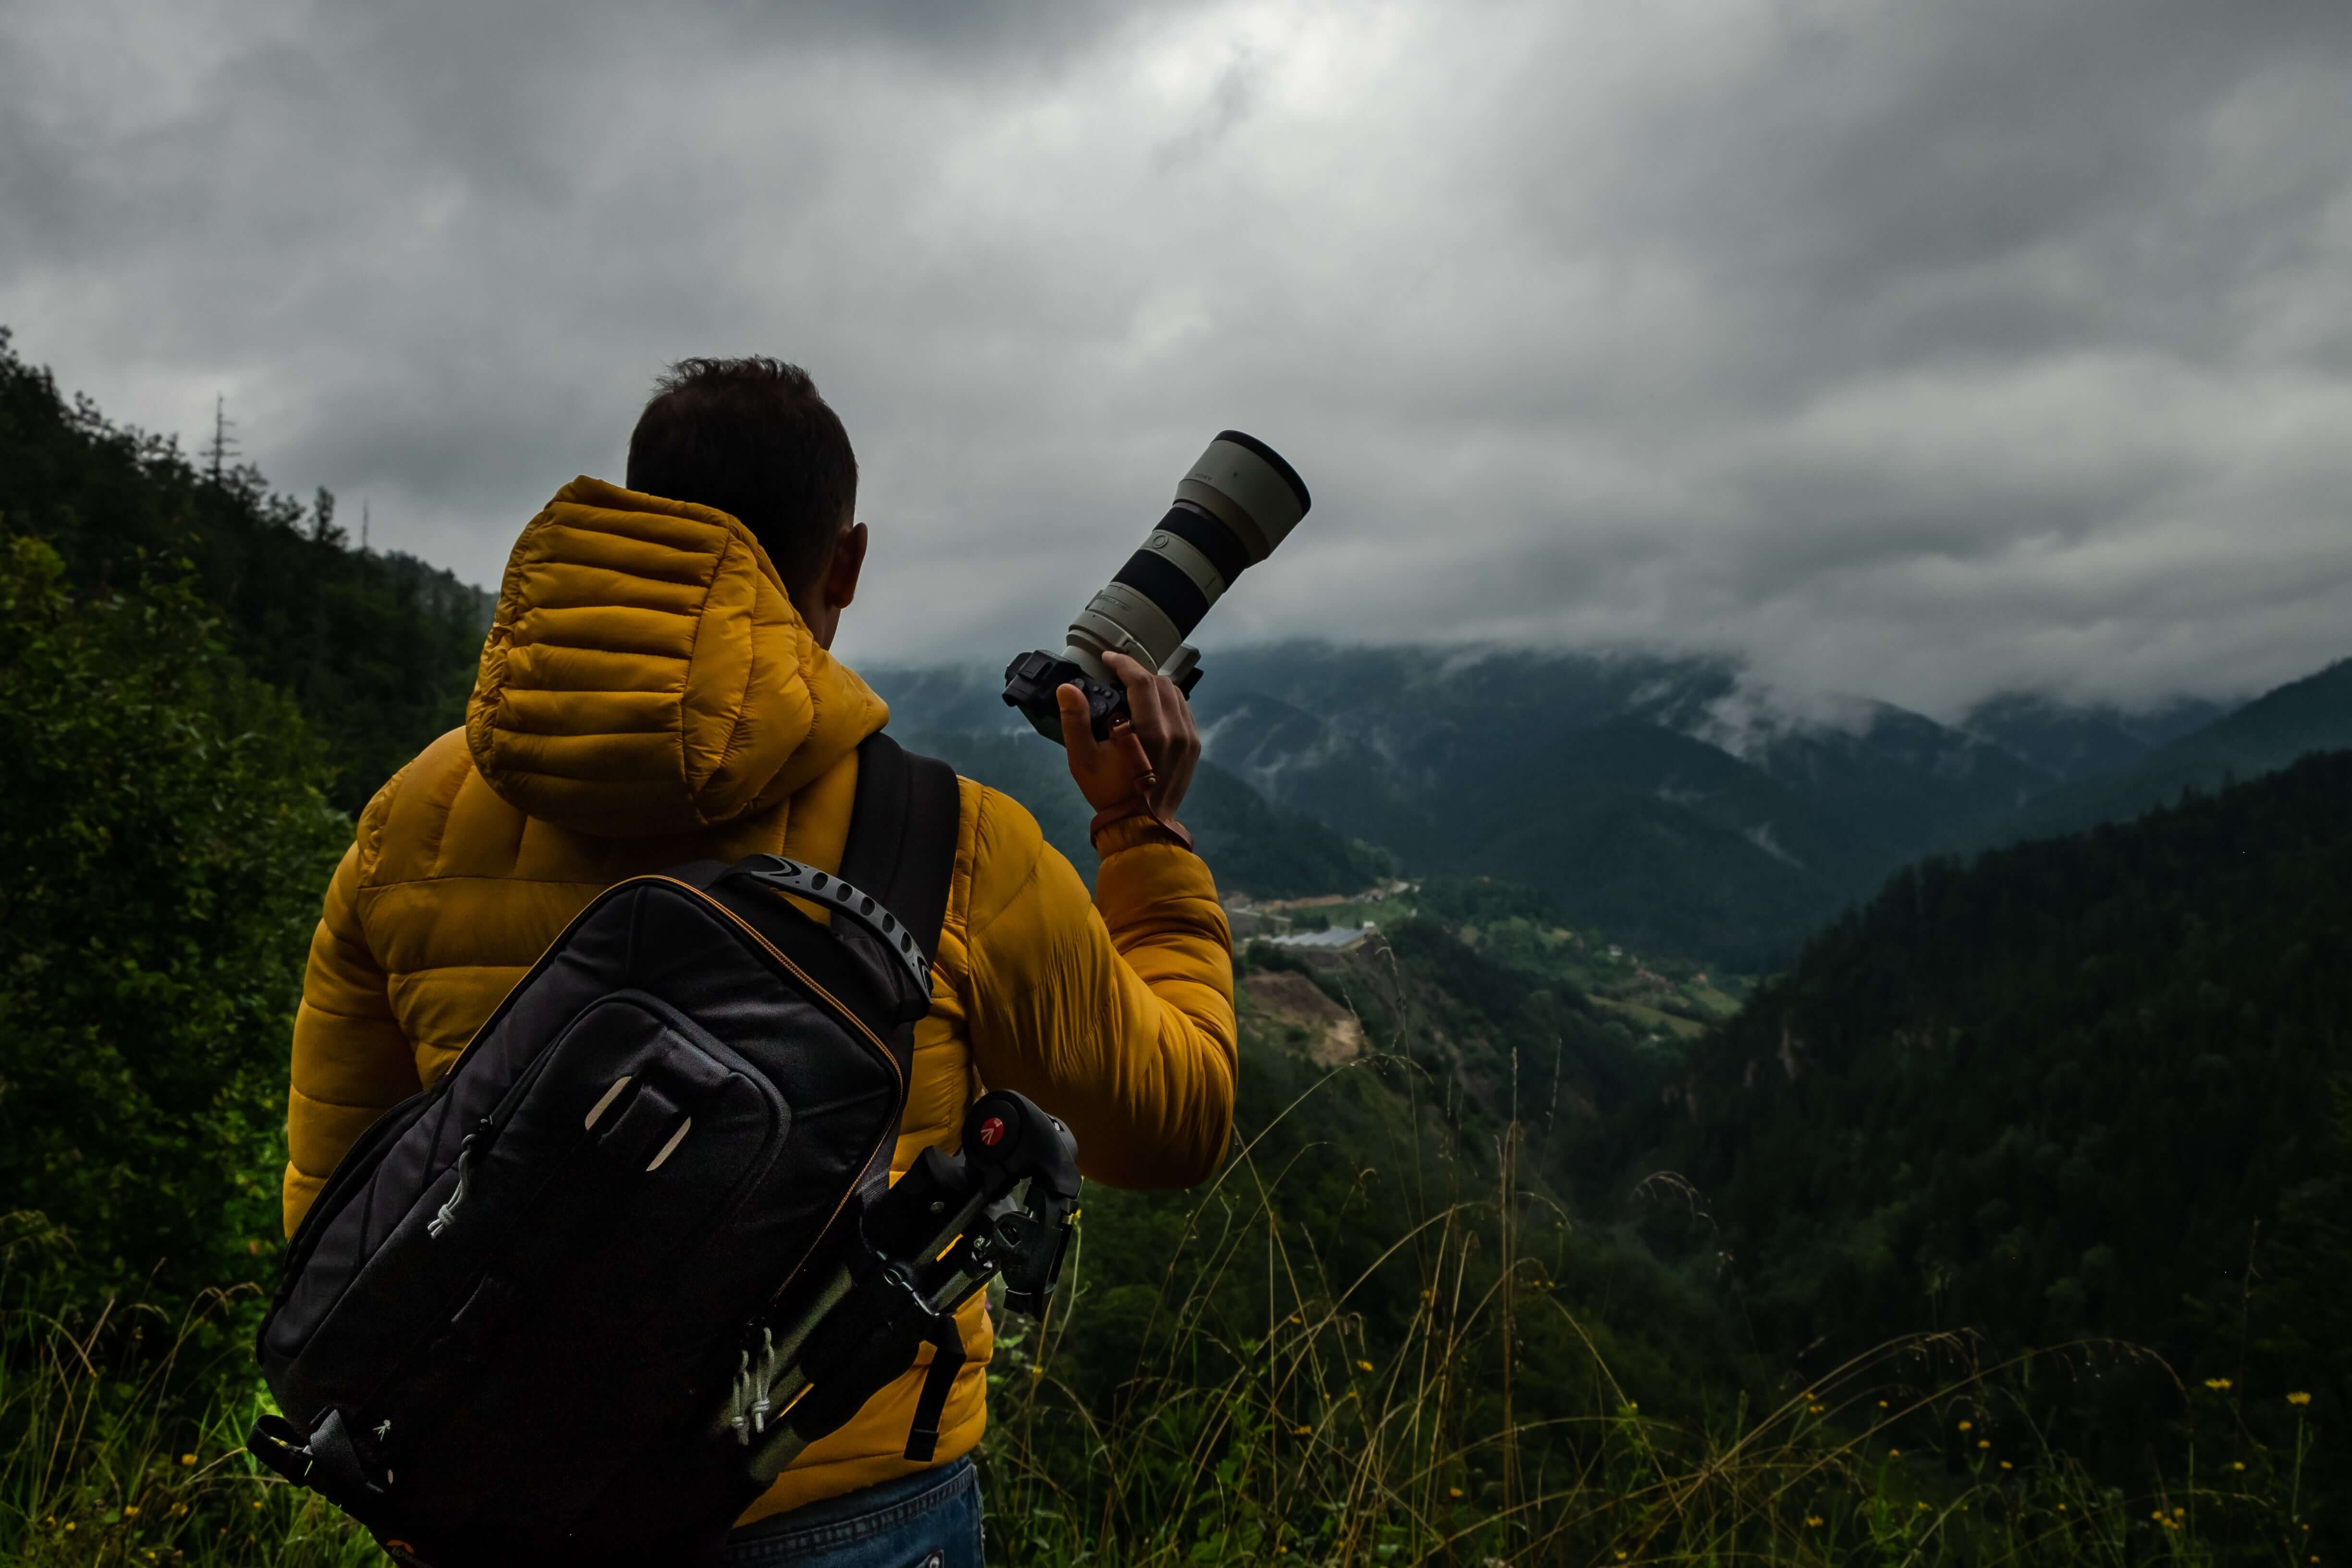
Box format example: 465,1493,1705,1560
625,357,868,645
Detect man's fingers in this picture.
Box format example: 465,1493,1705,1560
1056,681,1100,756
1103,651,1164,742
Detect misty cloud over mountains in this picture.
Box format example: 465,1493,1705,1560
4,0,2349,715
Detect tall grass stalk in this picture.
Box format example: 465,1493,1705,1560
0,1230,369,1567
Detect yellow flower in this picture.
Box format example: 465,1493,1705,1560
1804,1516,1824,1528
2205,1377,2232,1391
180,1454,196,1466
1915,1502,1929,1512
64,1524,75,1533
1958,1420,1973,1431
2233,1461,2246,1471
1357,1360,1374,1372
1295,1426,1311,1436
2058,1504,2067,1512
2288,1391,2313,1406
1977,1439,1991,1449
2000,1460,2012,1470
1449,1486,1464,1498
1876,1399,1888,1409
1614,1554,1628,1563
1888,1448,1901,1458
1807,1403,1824,1415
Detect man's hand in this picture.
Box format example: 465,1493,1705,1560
1057,650,1202,823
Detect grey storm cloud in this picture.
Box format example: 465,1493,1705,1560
3,0,2348,716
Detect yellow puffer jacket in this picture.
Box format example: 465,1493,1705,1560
282,477,1236,1525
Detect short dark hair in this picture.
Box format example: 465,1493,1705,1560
625,357,858,606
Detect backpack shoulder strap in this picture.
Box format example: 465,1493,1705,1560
839,732,960,969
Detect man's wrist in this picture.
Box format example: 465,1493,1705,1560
1090,808,1195,853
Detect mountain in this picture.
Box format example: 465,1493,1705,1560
1188,646,2059,968
1985,658,2352,848
871,646,2264,969
1960,691,2229,782
1611,748,2352,1494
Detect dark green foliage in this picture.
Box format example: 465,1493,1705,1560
2241,1077,2351,1527
1618,751,2352,1526
0,330,491,812
0,537,348,1294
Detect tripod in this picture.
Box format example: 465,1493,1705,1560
719,1090,1080,1481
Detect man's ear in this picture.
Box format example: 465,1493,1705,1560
824,521,868,612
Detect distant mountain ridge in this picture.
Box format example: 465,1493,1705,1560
1979,658,2352,850
864,645,2348,969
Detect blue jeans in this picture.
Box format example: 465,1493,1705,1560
712,1458,982,1567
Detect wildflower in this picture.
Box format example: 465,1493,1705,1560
2233,1461,2246,1471
1449,1487,1464,1498
1877,1399,1888,1409
2000,1461,2012,1470
1888,1448,1901,1458
2288,1391,2313,1406
1958,1420,1973,1431
124,1505,139,1517
2058,1504,2067,1512
1915,1502,1929,1512
1804,1516,1824,1529
1028,1366,1043,1378
1807,1403,1824,1415
1357,1360,1374,1372
2175,1507,2186,1517
1977,1439,1991,1449
2205,1377,2233,1392
1614,1554,1628,1563
1295,1426,1311,1436
64,1524,76,1533
181,1454,196,1466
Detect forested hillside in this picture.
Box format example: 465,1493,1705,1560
0,329,491,811
1614,750,2352,1522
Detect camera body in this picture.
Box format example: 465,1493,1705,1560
1003,430,1311,742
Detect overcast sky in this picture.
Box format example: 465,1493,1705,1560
4,0,2348,716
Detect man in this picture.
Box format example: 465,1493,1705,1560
282,358,1236,1564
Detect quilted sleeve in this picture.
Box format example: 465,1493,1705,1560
281,838,422,1236
961,789,1237,1189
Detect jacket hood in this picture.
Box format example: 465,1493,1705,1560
466,477,887,837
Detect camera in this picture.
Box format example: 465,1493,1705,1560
1003,430,1312,742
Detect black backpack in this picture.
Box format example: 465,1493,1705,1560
246,734,1073,1566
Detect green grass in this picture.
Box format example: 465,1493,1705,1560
2,1087,2325,1568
